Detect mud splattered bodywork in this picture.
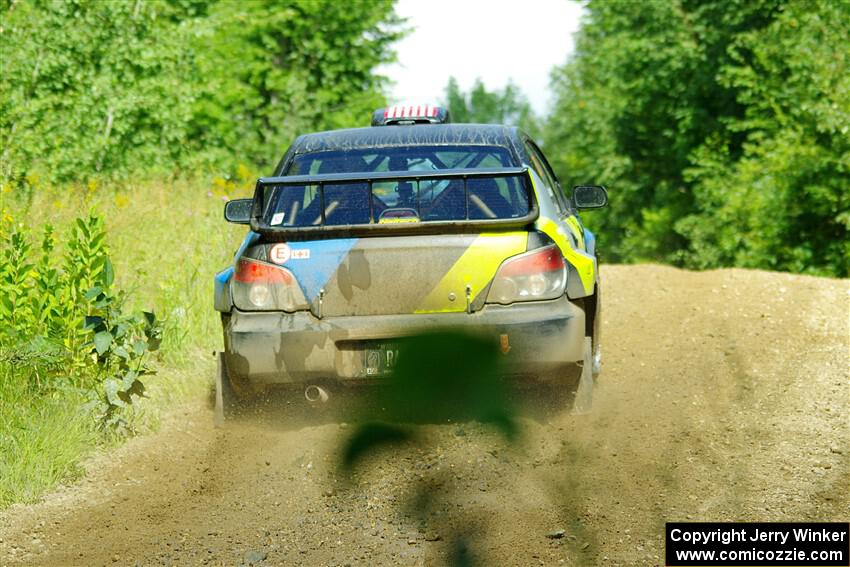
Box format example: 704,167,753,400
215,120,605,395
222,300,585,390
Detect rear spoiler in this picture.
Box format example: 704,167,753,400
248,167,538,239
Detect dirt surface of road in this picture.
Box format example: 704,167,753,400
1,265,848,566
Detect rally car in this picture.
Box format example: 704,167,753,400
214,105,607,420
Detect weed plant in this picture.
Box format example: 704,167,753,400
0,174,248,506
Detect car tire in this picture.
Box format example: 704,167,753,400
571,336,595,415
214,352,240,427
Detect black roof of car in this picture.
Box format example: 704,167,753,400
290,123,522,155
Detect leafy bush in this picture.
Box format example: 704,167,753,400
0,177,233,507
84,289,162,434
0,210,161,431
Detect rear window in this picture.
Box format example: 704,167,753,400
285,145,515,176
264,146,531,226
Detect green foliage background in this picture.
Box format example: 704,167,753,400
442,77,540,139
3,0,846,275
0,0,401,184
544,0,849,276
0,0,848,508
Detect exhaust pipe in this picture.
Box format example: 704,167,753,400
304,385,329,404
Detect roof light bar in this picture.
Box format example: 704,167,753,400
371,105,450,126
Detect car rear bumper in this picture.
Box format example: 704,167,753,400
222,296,585,389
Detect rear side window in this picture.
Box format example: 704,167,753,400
525,141,570,216
264,145,531,225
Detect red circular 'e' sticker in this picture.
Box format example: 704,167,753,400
269,243,291,264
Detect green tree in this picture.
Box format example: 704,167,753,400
188,0,402,170
545,0,849,276
0,0,203,183
0,0,403,183
443,77,540,138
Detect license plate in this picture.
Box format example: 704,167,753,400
363,343,400,376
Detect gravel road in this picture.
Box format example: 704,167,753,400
1,265,848,567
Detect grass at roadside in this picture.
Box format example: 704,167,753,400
0,174,250,507
0,363,95,507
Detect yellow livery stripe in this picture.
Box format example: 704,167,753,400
537,216,595,294
525,174,595,294
565,216,585,249
416,232,528,313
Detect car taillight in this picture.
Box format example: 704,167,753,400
234,259,292,284
232,259,308,311
486,245,567,305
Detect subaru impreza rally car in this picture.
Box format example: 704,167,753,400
214,105,607,419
